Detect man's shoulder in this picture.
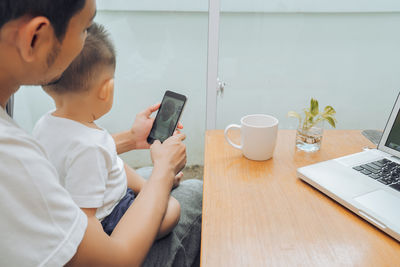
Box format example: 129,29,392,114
0,112,89,266
0,116,62,185
0,112,88,266
0,114,48,158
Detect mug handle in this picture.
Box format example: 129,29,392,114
224,124,242,150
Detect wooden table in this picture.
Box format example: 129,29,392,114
201,130,400,266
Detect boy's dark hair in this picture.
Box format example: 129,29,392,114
0,0,86,41
45,23,116,94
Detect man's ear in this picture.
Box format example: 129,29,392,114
98,78,114,101
16,16,52,63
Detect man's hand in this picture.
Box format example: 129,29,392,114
150,133,187,185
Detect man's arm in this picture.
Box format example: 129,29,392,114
124,163,181,239
66,134,187,266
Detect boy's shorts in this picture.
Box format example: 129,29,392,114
101,188,135,235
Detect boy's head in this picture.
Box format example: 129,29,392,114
45,22,116,94
44,23,116,119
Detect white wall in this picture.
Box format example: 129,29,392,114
14,9,400,167
97,0,400,12
216,12,400,130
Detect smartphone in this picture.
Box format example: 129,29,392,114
147,90,187,144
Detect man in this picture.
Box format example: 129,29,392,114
0,0,202,266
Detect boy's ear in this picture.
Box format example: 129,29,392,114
16,16,52,63
98,78,114,101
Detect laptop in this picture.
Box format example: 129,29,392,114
297,93,400,242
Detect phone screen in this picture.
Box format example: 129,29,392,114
147,91,187,144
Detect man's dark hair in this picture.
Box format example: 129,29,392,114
45,23,116,94
0,0,86,41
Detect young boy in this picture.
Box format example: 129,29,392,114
33,23,181,237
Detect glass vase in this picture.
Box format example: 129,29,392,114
296,125,323,152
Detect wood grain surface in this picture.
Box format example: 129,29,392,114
201,130,400,267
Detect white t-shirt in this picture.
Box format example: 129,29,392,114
33,112,127,221
0,107,87,266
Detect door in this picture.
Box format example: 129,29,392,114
208,0,400,131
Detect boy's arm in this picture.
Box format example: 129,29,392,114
66,134,187,267
156,196,181,239
112,103,160,154
124,163,146,193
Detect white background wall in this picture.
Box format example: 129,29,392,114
216,12,400,130
96,0,400,12
13,2,400,167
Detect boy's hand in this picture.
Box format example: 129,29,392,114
173,171,183,189
130,103,183,150
150,134,187,184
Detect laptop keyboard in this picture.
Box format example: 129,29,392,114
353,159,400,191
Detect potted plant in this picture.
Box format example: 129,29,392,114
288,98,337,152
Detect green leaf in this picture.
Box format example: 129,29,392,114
324,116,336,128
323,105,336,116
310,98,319,116
302,109,309,118
303,109,312,118
291,98,337,130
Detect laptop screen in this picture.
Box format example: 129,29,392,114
385,109,400,152
379,92,400,157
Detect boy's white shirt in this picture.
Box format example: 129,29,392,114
33,111,127,221
0,107,87,266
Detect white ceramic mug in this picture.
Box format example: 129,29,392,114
224,114,279,161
